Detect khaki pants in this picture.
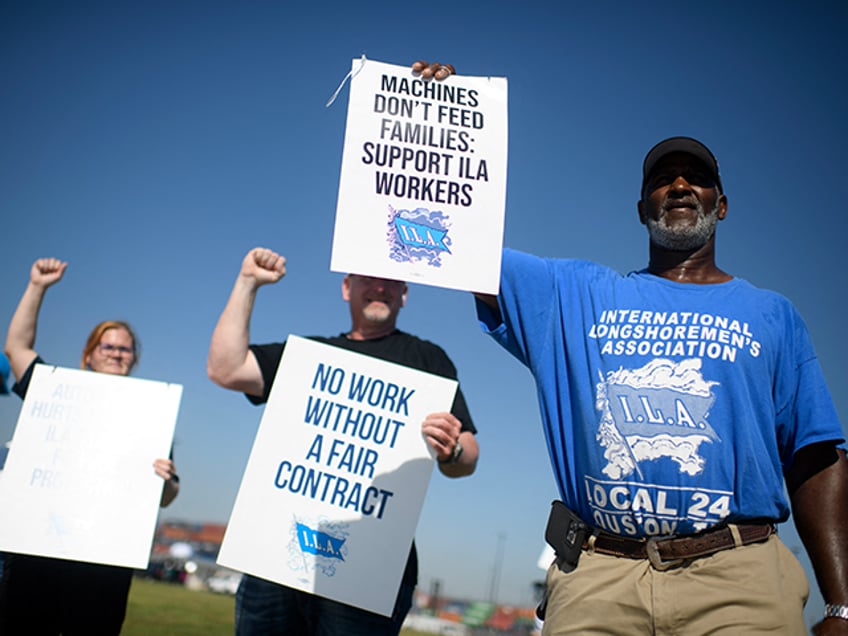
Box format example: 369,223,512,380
541,534,808,635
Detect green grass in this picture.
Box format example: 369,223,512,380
122,578,429,635
123,578,234,636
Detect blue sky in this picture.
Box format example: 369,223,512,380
1,0,846,623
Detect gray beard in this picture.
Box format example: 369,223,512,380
362,304,392,323
646,199,719,250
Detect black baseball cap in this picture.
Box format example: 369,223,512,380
642,136,723,193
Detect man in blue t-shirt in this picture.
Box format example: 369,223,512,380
474,137,847,634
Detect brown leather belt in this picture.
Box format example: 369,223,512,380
583,523,775,571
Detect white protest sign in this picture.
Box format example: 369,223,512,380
331,58,507,294
218,335,458,616
0,365,182,569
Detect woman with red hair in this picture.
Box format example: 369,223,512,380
1,257,179,635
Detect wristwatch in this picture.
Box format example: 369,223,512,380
441,439,463,464
825,604,848,621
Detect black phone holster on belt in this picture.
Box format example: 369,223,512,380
545,500,591,574
537,501,592,621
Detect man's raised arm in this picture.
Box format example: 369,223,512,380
207,247,286,397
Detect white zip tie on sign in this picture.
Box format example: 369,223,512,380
326,53,367,108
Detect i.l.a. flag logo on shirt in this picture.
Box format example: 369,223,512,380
596,358,721,480
608,384,718,439
296,522,346,560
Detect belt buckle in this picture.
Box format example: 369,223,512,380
646,536,684,571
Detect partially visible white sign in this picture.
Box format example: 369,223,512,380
331,58,508,294
218,335,458,616
537,544,555,570
0,365,182,569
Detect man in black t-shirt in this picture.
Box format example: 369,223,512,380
207,247,479,636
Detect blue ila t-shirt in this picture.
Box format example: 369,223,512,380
478,248,843,538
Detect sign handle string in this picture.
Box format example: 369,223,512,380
326,54,367,108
